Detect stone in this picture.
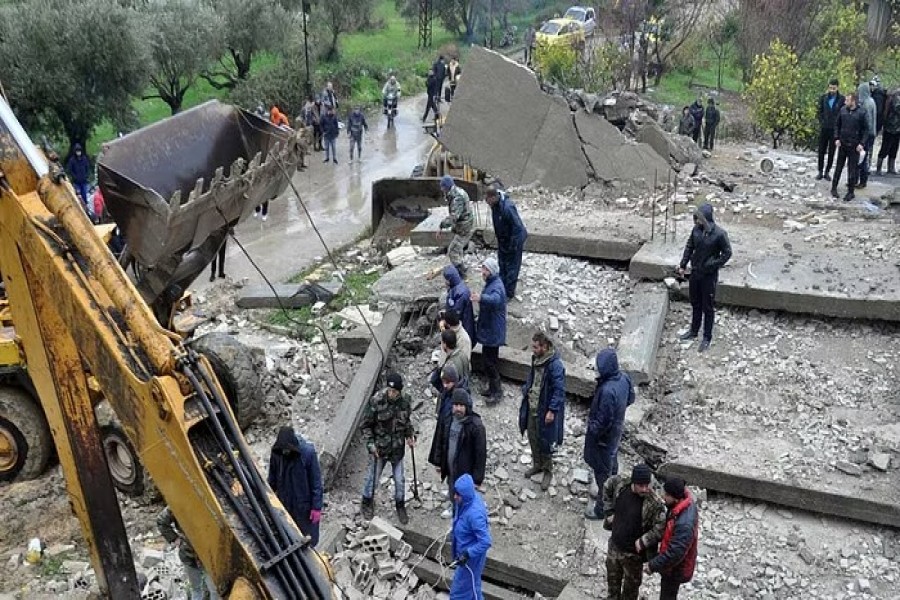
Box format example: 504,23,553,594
572,468,591,484
45,544,75,557
549,316,560,331
494,467,510,481
386,246,418,268
835,461,863,477
869,453,890,472
141,549,165,568
858,578,871,592
61,560,90,574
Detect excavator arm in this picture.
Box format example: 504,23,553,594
0,98,333,598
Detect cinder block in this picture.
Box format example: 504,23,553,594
361,533,391,555
368,516,404,546
396,542,412,561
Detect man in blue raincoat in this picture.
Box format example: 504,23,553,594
485,184,527,300
450,473,492,599
267,426,324,546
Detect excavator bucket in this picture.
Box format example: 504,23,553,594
98,101,304,317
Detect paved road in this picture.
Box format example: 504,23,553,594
194,94,434,292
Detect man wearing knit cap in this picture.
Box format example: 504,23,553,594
471,257,507,404
646,477,700,599
360,372,416,524
519,331,566,491
596,464,666,600
439,176,474,277
428,388,486,518
441,309,472,363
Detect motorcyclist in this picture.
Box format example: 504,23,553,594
382,75,401,112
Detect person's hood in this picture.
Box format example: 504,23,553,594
74,143,83,152
272,426,301,454
692,99,703,108
595,348,620,380
534,346,556,368
454,473,476,507
858,82,872,103
444,264,462,286
707,98,716,107
695,203,715,228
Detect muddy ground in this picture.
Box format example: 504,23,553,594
2,141,900,599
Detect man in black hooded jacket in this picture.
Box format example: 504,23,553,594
831,92,870,202
428,388,487,505
267,426,324,546
676,204,731,353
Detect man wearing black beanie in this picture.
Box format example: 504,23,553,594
594,464,665,600
646,477,700,599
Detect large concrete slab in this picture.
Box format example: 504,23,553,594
443,47,589,189
319,310,402,487
472,343,596,399
616,283,669,385
629,223,900,321
576,111,670,186
659,460,900,528
371,255,448,305
234,280,341,309
410,206,647,262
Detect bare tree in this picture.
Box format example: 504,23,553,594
649,0,713,87
734,0,826,81
707,7,739,91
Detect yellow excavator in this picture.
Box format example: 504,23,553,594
0,97,335,598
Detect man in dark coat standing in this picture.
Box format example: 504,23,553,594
423,68,442,122
584,348,634,518
485,184,528,300
646,478,700,600
320,106,340,164
66,143,92,213
471,257,507,405
702,98,720,151
267,426,324,546
676,203,732,353
519,332,565,491
831,92,870,202
442,265,476,343
816,79,845,181
688,98,704,145
429,388,487,518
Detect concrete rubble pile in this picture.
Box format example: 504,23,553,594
330,518,447,600
440,47,696,191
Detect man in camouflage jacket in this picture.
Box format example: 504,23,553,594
360,372,416,524
439,175,474,277
600,464,666,600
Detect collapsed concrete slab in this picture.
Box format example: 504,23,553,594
442,47,589,190
472,344,596,399
234,279,341,309
616,283,669,385
630,224,900,321
575,112,670,186
371,255,447,306
658,460,900,528
319,310,402,487
629,115,704,167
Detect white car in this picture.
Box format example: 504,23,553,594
563,6,597,37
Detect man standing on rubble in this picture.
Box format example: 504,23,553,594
831,93,869,201
450,473,492,599
360,373,416,524
439,176,474,277
442,309,473,363
676,203,732,353
471,257,506,405
688,97,704,145
816,79,844,181
600,464,665,600
442,265,476,343
430,389,487,519
645,478,700,600
267,426,324,546
519,332,565,491
584,348,634,518
485,184,528,300
430,328,471,391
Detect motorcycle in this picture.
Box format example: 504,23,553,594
384,93,398,129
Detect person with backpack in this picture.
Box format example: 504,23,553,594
877,88,900,175
346,106,368,162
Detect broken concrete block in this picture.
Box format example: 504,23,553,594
367,517,404,546
396,542,412,561
235,279,341,309
61,560,90,574
835,461,863,477
386,246,418,267
549,315,559,331
361,533,391,555
869,453,890,472
335,305,383,328
572,468,591,484
617,283,668,385
140,549,165,569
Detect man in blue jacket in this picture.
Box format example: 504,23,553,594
485,185,528,300
320,106,340,164
66,143,92,214
471,257,506,405
519,332,566,491
584,348,634,519
443,265,476,343
450,473,492,599
267,426,324,546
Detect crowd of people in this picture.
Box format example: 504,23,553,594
677,95,721,152
814,76,900,202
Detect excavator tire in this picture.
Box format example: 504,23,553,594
191,333,263,430
0,386,52,482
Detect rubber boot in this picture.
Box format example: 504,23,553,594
361,497,374,520
485,375,502,405
890,159,897,175
877,157,884,175
395,501,409,525
541,468,553,491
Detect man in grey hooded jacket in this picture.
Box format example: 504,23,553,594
857,81,877,188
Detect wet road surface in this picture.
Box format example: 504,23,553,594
195,94,434,291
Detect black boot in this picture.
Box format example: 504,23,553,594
831,187,839,198
485,376,503,405
889,159,897,175
361,497,374,520
395,501,409,525
877,157,884,175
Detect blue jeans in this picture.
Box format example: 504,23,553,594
362,455,405,502
324,137,337,161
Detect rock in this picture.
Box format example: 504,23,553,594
869,452,890,472
857,578,871,592
61,560,90,574
140,549,165,568
549,316,560,331
572,468,591,484
494,467,510,481
386,246,418,267
835,461,863,476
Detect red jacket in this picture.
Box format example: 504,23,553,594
649,490,699,583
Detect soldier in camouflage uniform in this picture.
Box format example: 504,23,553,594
360,372,417,524
439,175,474,277
157,506,220,600
601,464,666,600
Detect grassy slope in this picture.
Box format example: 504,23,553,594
648,47,744,108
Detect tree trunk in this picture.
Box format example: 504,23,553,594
717,57,723,91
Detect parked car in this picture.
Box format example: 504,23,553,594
535,18,586,48
563,6,597,37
